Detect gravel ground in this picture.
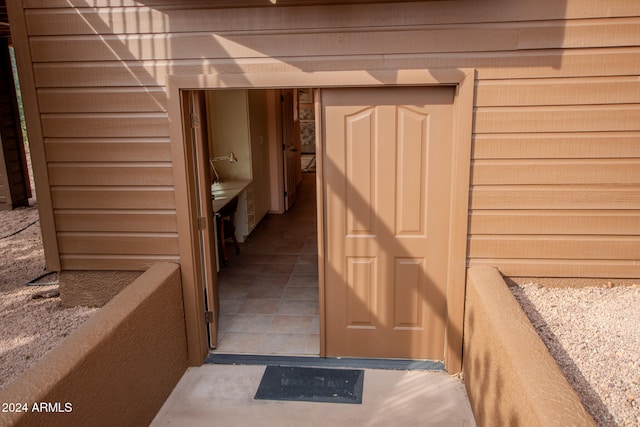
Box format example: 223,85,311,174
511,283,640,426
0,203,97,390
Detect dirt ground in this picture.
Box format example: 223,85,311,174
0,201,97,390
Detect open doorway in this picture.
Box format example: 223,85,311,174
190,88,320,357
173,69,473,372
214,172,319,355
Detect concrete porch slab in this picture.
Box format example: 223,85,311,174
151,364,475,426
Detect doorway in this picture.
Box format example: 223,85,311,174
201,86,454,360
170,68,473,372
196,88,320,356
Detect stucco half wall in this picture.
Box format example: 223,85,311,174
463,266,595,427
0,262,188,427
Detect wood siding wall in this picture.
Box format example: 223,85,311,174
0,38,29,210
10,0,640,277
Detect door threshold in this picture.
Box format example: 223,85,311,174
205,353,444,371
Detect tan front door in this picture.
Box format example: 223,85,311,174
322,86,454,360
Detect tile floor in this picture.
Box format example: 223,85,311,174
213,172,319,356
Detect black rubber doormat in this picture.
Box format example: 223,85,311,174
254,366,364,404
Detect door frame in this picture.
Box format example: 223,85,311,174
167,68,475,373
184,90,219,349
281,89,298,210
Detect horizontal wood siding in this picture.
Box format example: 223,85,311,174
58,254,180,271
15,0,640,276
51,187,176,209
474,105,640,134
55,210,177,233
26,19,640,62
57,232,179,255
470,186,640,210
472,160,640,185
48,163,173,186
469,211,640,236
29,48,640,87
44,139,172,162
37,87,167,113
20,1,640,31
475,77,640,107
473,133,640,159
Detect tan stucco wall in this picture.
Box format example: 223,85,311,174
463,266,595,427
0,262,189,427
59,270,143,307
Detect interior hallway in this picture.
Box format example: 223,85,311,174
213,172,319,355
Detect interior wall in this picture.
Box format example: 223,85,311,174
247,89,272,221
207,90,251,181
207,89,272,218
267,89,285,213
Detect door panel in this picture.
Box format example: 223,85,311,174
322,86,454,360
189,91,219,348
